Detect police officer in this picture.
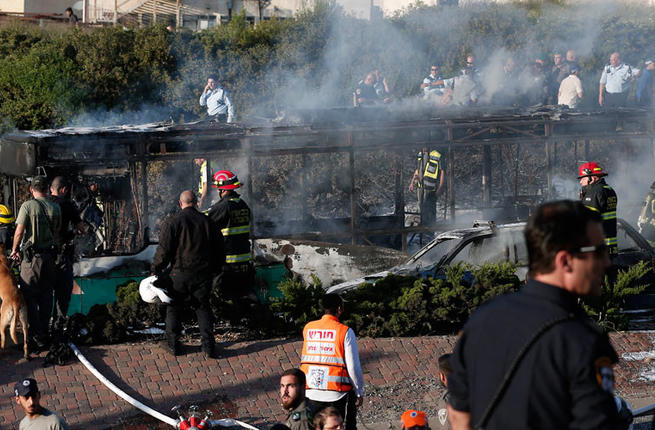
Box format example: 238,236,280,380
421,64,447,100
637,181,655,247
11,176,61,349
578,162,618,256
199,73,235,123
447,200,627,429
280,368,314,430
48,176,85,335
152,190,225,358
409,148,446,226
599,52,640,107
206,170,256,321
354,73,382,106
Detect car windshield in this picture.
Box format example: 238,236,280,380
404,237,461,270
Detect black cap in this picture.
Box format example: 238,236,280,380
14,378,38,397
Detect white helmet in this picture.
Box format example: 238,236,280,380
139,276,173,304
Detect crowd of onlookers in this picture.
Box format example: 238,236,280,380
354,50,655,109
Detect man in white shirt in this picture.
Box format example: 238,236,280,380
199,74,235,123
300,294,364,430
558,65,583,108
599,52,640,107
14,378,69,430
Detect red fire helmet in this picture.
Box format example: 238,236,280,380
212,170,242,190
578,162,607,179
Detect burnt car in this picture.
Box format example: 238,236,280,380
327,218,655,294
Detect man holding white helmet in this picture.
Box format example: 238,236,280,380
152,190,225,358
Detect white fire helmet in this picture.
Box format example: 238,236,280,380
139,275,173,304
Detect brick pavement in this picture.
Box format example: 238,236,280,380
0,332,653,429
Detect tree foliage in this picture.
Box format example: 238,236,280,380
2,3,655,130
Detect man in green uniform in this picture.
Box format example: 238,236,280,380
280,368,313,430
11,176,61,349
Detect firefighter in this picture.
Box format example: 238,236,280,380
637,181,655,247
578,162,618,256
206,170,256,321
0,203,15,249
409,148,446,226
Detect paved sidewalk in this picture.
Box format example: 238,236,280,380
1,332,654,429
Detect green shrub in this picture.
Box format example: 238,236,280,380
582,261,651,331
269,274,325,330
340,262,521,337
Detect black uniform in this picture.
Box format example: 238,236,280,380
48,194,82,332
581,178,618,255
448,280,621,430
152,206,225,351
354,82,380,106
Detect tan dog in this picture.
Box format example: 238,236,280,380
0,244,29,359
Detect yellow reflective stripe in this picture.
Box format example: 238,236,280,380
605,237,617,245
584,205,600,213
602,211,616,220
228,198,241,203
648,240,655,247
225,253,251,263
221,226,250,236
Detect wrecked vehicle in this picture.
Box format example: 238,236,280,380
327,218,655,294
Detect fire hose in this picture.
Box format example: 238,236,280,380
68,342,260,430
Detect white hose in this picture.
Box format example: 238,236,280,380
68,342,178,427
69,342,260,430
209,418,260,430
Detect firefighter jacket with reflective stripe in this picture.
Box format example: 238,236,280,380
206,191,251,266
198,161,208,195
418,150,442,191
300,315,353,393
638,188,655,247
581,178,618,254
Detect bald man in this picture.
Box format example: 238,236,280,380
152,190,225,358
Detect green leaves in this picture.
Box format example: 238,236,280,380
582,261,651,331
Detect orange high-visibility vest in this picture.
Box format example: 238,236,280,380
300,315,353,392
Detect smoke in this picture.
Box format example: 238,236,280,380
55,1,655,245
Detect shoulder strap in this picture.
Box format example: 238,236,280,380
475,314,574,429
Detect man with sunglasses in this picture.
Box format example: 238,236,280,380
421,64,447,100
578,162,618,256
447,200,627,429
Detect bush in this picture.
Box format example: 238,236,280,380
341,262,521,337
582,261,651,331
269,274,325,331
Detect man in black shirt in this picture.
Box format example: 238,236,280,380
48,177,84,334
448,200,626,430
152,190,225,357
